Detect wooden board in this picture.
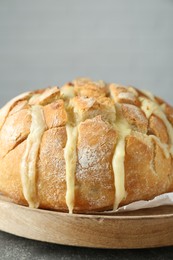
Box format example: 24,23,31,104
0,194,173,249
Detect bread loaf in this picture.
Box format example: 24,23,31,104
0,78,172,213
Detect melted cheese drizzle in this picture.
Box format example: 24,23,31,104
28,94,41,105
140,97,173,156
20,105,46,208
64,125,78,214
112,118,131,210
60,86,75,99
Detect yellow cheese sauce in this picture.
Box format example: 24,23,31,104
112,117,131,210
20,105,46,208
64,125,78,213
60,86,75,99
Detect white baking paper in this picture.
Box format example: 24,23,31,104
115,192,173,212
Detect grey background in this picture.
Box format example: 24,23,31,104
0,0,173,107
0,0,173,259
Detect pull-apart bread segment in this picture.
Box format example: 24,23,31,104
0,78,173,213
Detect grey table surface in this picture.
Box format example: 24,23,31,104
0,230,173,260
0,0,173,259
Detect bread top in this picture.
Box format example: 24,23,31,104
0,78,173,213
1,78,172,141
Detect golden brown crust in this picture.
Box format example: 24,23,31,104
123,133,172,205
37,127,67,211
124,133,156,204
121,104,148,133
109,84,141,106
71,96,116,124
0,91,32,130
29,87,60,106
0,79,173,213
148,115,169,144
43,100,67,128
165,104,173,126
0,141,28,205
75,116,116,211
0,109,31,159
73,78,108,97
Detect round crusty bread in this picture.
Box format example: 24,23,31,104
0,78,173,213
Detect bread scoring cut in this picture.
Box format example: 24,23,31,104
0,78,172,213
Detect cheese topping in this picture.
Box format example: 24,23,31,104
64,125,78,214
28,94,41,105
20,105,46,208
60,86,75,99
140,97,173,156
112,117,131,210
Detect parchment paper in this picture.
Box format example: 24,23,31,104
115,192,173,212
